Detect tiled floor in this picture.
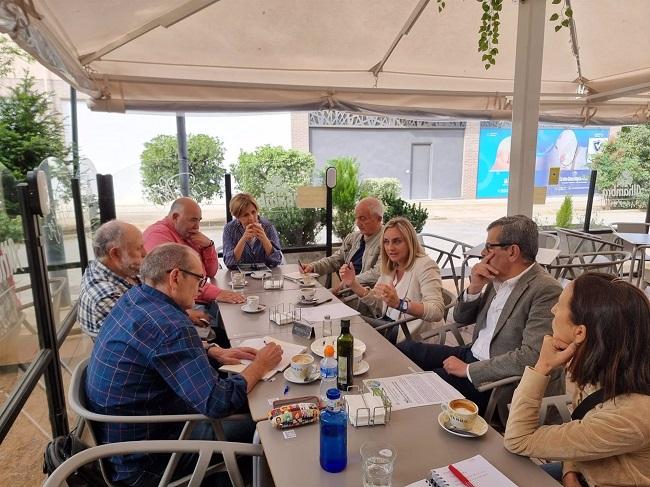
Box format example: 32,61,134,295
0,318,93,487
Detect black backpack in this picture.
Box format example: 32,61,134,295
43,431,108,487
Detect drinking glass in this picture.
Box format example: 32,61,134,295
361,442,396,487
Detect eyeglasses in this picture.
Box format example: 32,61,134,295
484,242,515,251
167,268,208,287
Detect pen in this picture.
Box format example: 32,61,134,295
448,464,476,487
283,385,290,395
298,259,304,273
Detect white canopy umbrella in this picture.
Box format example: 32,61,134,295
1,0,648,124
1,0,648,214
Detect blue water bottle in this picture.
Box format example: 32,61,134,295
319,388,347,473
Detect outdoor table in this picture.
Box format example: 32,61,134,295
217,265,558,487
216,264,340,340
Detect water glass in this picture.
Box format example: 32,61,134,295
361,442,396,487
231,271,245,288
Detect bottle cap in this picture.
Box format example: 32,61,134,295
323,344,335,357
324,314,331,319
326,388,341,400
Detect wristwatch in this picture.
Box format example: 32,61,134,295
205,342,218,352
398,298,409,313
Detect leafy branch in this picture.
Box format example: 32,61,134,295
436,0,573,70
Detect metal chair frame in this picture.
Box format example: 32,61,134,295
545,251,631,282
68,359,249,487
43,440,263,487
417,233,473,295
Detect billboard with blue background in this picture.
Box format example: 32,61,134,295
476,127,610,198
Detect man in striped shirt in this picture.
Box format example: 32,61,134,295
86,243,282,486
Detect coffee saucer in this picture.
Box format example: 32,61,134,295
437,411,488,438
241,304,266,314
250,271,272,280
353,360,370,376
297,297,318,305
283,367,320,384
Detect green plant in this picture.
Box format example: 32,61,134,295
265,207,325,247
327,157,360,239
359,178,402,202
435,0,572,70
0,37,30,80
0,75,68,181
231,145,315,198
591,124,650,209
555,196,573,228
0,213,22,242
140,133,226,205
382,195,429,233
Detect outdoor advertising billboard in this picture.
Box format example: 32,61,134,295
476,127,610,198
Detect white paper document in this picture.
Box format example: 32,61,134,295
219,336,305,379
406,454,518,487
363,372,463,411
297,302,360,322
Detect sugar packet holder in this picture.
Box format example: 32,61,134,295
268,401,320,429
345,384,392,427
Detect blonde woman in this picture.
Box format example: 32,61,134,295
340,217,444,342
222,193,283,269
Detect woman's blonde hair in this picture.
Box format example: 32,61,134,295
380,217,425,274
229,193,259,218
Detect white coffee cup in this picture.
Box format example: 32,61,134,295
441,398,478,431
290,353,316,380
300,287,316,301
245,295,260,311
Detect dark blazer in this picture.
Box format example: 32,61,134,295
454,263,564,397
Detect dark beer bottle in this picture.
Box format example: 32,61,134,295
336,319,354,391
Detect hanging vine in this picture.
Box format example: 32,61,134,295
436,0,573,70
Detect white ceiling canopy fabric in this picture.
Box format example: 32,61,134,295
1,0,649,124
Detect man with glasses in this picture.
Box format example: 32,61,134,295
398,215,563,421
300,196,384,293
86,243,282,486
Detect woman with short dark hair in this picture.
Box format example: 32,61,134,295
504,273,650,487
222,193,283,269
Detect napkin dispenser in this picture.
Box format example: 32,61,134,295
345,388,392,427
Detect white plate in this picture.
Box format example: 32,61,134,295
311,336,367,358
250,271,272,280
437,411,488,438
228,280,248,287
241,304,266,314
283,367,320,384
353,360,370,376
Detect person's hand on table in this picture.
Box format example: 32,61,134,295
216,289,246,304
300,262,314,274
534,335,577,376
442,356,469,378
188,231,213,250
467,253,499,294
562,472,583,487
254,343,283,370
374,282,400,309
208,346,257,365
186,308,210,326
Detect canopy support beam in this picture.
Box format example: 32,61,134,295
79,0,219,65
507,0,546,217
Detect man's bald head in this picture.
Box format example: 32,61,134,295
168,198,202,240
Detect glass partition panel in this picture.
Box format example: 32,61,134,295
0,164,42,404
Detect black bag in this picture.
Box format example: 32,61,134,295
43,432,108,487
